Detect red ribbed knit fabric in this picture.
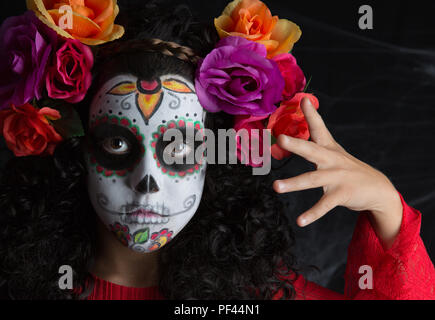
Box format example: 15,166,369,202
87,275,164,300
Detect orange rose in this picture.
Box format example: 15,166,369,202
214,0,301,58
26,0,124,45
267,93,319,160
0,103,63,157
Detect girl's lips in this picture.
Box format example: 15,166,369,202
123,208,169,225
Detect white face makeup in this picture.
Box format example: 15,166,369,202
85,74,206,253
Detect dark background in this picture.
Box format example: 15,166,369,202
1,1,434,293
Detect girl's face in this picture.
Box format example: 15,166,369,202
85,74,206,253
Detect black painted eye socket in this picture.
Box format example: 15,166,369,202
89,123,142,170
155,127,204,172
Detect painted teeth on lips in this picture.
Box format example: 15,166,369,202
128,209,169,224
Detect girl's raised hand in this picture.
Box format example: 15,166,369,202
273,98,403,247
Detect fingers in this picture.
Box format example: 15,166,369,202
301,97,335,148
296,190,343,227
277,134,332,165
274,170,332,193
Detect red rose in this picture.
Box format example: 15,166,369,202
272,53,306,100
234,114,268,167
0,103,63,156
267,93,319,160
46,39,94,103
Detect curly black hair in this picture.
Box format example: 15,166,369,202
0,0,298,299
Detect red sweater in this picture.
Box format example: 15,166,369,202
87,193,435,300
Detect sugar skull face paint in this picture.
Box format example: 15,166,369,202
86,74,206,253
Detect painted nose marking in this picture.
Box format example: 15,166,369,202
135,174,160,194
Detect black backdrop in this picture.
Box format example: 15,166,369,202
0,1,434,293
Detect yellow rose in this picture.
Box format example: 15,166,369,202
26,0,124,45
214,0,301,57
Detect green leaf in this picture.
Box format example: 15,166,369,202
303,76,312,93
133,228,149,244
50,104,85,139
270,132,277,145
35,98,63,109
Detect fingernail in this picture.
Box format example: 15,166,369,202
279,134,290,142
277,135,288,145
299,217,307,227
302,97,312,107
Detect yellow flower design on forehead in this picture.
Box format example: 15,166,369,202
108,77,195,124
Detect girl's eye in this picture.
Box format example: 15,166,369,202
102,137,130,155
166,142,191,159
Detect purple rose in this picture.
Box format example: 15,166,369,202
0,11,57,110
195,36,284,116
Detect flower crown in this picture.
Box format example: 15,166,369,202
0,0,124,157
0,0,317,166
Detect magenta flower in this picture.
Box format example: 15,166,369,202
234,114,268,167
195,36,284,116
0,11,57,110
46,39,94,103
272,53,306,100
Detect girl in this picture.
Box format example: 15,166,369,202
0,0,433,299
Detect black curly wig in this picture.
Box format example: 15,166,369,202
0,0,298,299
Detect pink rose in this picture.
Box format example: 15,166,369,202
46,39,93,103
234,114,268,167
272,53,306,100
